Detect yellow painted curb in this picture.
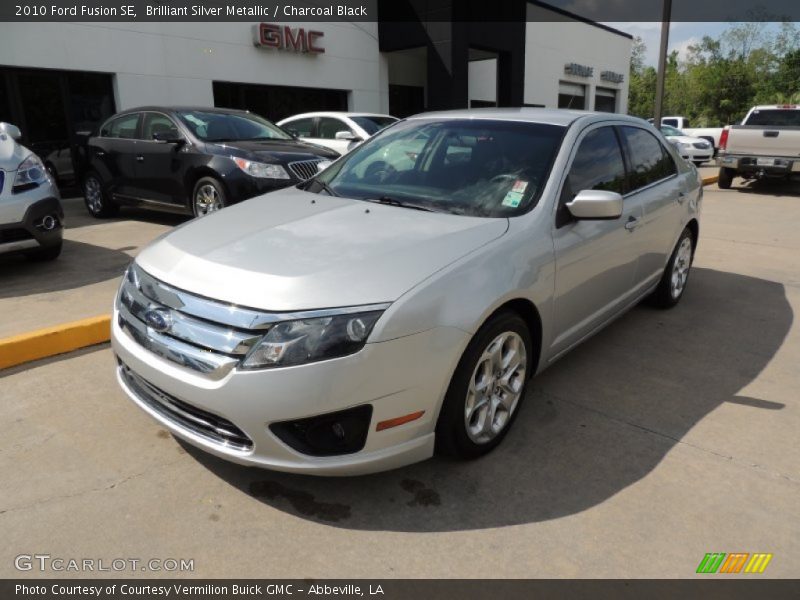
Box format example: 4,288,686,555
702,175,719,186
0,315,111,370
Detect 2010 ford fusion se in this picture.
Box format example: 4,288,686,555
112,108,702,476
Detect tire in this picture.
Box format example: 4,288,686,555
718,167,734,190
83,172,118,218
649,228,695,309
436,310,534,459
25,241,62,262
192,177,227,217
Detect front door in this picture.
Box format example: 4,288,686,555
550,124,642,358
132,112,186,206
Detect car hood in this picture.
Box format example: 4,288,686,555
0,135,29,169
206,139,339,162
666,135,704,145
135,187,509,311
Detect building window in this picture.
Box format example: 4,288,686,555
389,84,425,118
558,82,585,110
595,87,617,113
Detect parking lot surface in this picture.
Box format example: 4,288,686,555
1,180,799,578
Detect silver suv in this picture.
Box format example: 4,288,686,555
0,122,63,261
112,109,702,476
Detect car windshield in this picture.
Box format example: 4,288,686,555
311,119,565,217
350,116,399,135
661,125,685,136
177,110,290,142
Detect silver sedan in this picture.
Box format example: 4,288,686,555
112,108,702,475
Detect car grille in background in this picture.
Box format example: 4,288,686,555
288,159,323,180
0,228,34,244
118,361,253,451
116,263,273,379
693,142,711,149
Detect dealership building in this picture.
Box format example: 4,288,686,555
0,1,631,167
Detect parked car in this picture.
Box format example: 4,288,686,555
278,112,398,155
656,116,725,152
112,108,702,476
0,122,63,261
716,105,800,189
660,125,714,166
80,106,340,218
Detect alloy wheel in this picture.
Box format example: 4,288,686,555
670,237,693,299
85,177,103,214
464,331,527,444
194,184,222,216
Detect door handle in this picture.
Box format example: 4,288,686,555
136,155,144,162
95,150,105,157
677,191,687,204
624,216,639,231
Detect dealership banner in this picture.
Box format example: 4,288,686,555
3,580,800,599
5,0,800,22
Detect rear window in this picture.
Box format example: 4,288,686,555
744,109,800,127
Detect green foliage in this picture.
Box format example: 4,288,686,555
628,23,800,125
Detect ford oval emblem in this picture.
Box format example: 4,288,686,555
144,308,172,333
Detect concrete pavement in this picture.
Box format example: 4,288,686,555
1,181,798,578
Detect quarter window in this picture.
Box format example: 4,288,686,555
620,126,676,191
564,126,627,199
101,113,139,139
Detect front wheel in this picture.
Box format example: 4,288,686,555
718,167,735,190
649,228,695,309
436,311,533,459
192,177,227,217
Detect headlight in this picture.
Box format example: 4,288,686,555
13,154,48,192
232,157,290,179
241,309,385,369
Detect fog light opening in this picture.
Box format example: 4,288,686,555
269,405,373,457
37,215,59,231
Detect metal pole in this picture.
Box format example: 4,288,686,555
653,0,672,125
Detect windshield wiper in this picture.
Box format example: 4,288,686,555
365,196,435,212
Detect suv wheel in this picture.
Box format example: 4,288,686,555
192,177,227,217
718,167,734,190
436,311,533,459
84,173,118,218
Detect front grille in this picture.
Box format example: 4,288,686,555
0,228,34,244
119,361,253,451
117,264,271,379
288,159,323,180
693,142,710,149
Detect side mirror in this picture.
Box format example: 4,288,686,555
335,130,360,141
566,189,623,220
152,130,184,144
0,122,22,140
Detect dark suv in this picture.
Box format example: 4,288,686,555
81,106,340,218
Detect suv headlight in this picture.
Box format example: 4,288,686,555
241,308,386,369
232,157,290,179
13,154,48,192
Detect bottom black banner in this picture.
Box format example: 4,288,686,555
3,580,800,600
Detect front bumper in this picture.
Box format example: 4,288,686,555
0,178,63,255
111,310,469,475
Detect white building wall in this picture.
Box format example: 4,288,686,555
468,59,498,104
0,21,383,114
524,4,631,112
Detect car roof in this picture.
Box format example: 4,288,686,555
279,112,397,121
406,107,649,128
116,106,253,116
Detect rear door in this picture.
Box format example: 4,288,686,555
550,124,643,357
618,125,684,291
132,112,187,206
91,112,141,199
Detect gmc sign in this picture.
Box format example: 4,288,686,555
252,24,325,54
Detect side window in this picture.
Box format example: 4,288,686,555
318,117,352,140
284,117,314,138
564,126,627,200
101,113,139,139
620,127,677,191
142,113,180,140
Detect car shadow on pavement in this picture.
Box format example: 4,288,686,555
60,196,190,231
733,179,800,196
0,239,133,298
183,267,792,531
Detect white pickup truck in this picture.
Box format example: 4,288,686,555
657,116,725,152
716,105,800,189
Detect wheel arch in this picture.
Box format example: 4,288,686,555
481,297,543,378
184,168,228,210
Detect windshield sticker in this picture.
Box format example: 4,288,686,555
502,180,528,207
511,179,528,193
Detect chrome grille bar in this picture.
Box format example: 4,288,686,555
288,159,323,180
